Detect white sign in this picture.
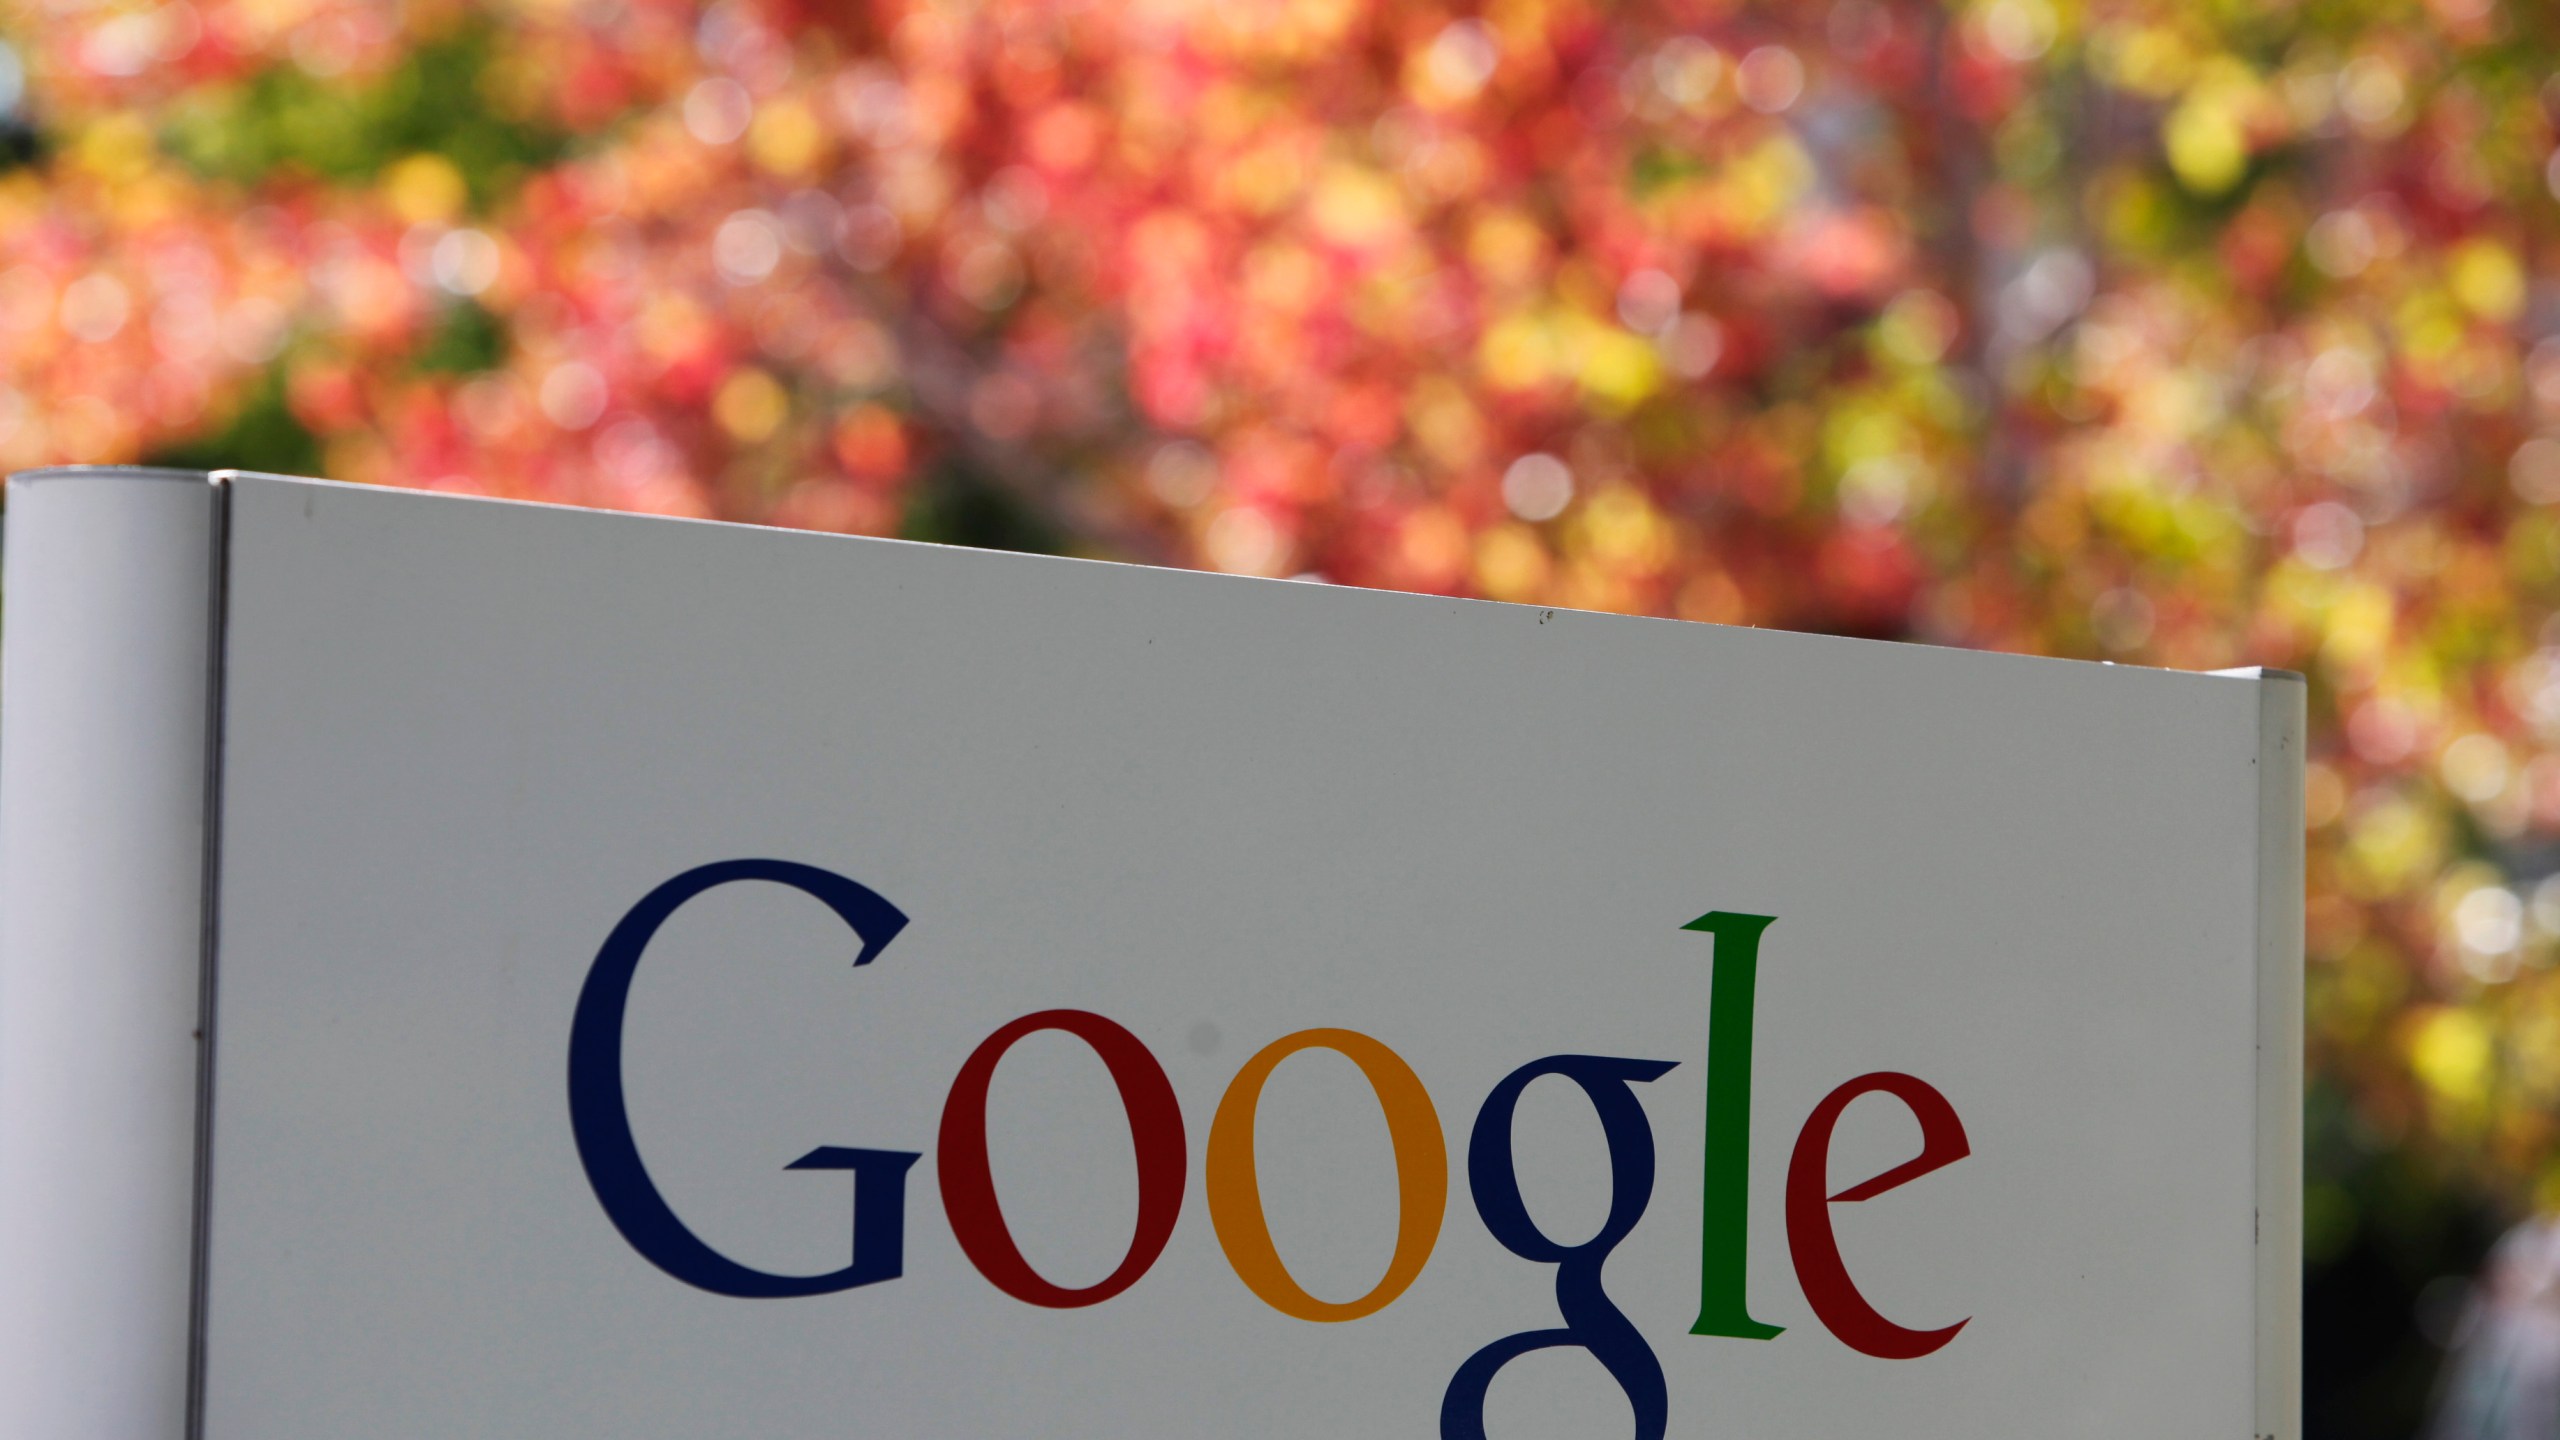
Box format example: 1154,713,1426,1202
0,468,2302,1439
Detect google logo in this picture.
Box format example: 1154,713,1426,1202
569,860,1974,1439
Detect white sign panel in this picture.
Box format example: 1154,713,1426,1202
0,470,2301,1440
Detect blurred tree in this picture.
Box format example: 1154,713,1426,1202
6,0,2560,1427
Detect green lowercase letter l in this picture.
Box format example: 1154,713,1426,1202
1684,910,1783,1341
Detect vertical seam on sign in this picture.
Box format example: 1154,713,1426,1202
2250,673,2306,1440
183,474,233,1440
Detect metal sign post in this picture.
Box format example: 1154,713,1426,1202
0,467,2302,1439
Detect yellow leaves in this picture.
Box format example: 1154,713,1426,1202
1648,37,1729,119
2442,734,2513,808
2161,59,2267,196
1676,570,1748,625
1405,377,1484,470
2448,238,2525,324
1579,328,1660,412
1203,505,1288,576
2512,999,2560,1106
2445,334,2519,413
1724,134,1813,234
1474,307,1659,414
1307,164,1408,251
1191,0,1358,63
70,113,158,186
2096,170,2177,256
714,368,789,443
0,170,46,231
1964,0,2060,64
2394,288,2465,364
2324,582,2396,672
1284,0,1361,52
2409,1006,2493,1112
111,170,189,229
1242,243,1321,319
1554,563,1639,616
1875,290,1958,367
1223,131,1320,217
1569,485,1672,574
2344,791,2445,901
2091,23,2194,99
1479,312,1548,391
1466,210,1549,291
636,293,710,364
1821,374,1953,521
1401,133,1488,206
2125,369,2215,443
1823,403,1914,474
1405,19,1500,111
237,0,323,43
2504,511,2560,592
1632,133,1809,245
383,154,468,226
2336,55,2409,140
1473,523,1551,602
2163,96,2246,196
1484,0,1563,59
747,98,828,180
1397,504,1470,588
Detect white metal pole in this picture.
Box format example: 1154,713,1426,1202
0,468,220,1439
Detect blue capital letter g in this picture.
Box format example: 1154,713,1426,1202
566,858,918,1298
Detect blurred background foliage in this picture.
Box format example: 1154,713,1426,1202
2,0,2556,1428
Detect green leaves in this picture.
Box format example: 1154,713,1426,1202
160,29,563,209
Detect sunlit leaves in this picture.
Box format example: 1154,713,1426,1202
6,0,2560,1207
